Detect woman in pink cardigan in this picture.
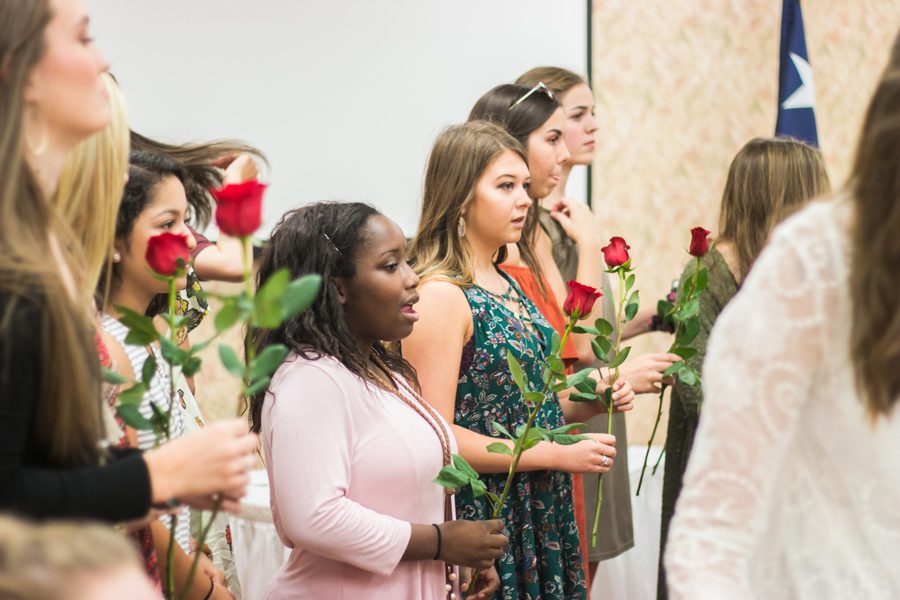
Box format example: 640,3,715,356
248,202,507,599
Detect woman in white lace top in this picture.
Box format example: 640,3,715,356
665,32,900,599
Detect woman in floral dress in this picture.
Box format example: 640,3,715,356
405,121,634,599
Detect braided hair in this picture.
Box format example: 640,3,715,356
247,201,420,433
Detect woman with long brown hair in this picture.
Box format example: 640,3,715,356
0,0,256,522
658,137,829,598
665,32,900,599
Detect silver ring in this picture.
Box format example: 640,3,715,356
600,455,610,467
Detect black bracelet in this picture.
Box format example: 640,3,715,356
203,577,214,600
432,523,442,561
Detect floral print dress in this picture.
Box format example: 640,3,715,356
455,271,587,600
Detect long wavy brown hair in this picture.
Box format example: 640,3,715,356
717,137,830,281
0,0,103,466
408,121,526,286
849,31,900,417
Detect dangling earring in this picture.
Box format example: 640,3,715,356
24,107,49,156
457,216,466,238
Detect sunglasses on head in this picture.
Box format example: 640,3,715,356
508,81,555,111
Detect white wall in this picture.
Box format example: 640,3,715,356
86,0,588,236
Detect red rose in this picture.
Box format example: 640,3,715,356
689,227,711,257
562,280,602,319
601,236,630,268
146,232,191,276
212,180,267,237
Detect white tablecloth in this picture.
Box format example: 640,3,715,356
592,446,665,600
231,449,666,600
229,470,289,600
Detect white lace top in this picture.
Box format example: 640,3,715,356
665,198,900,599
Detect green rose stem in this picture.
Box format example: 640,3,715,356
463,316,578,598
592,268,626,548
165,276,178,599
177,240,253,600
652,441,666,476
636,255,702,496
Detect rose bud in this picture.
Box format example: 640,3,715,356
689,227,712,257
212,179,267,238
146,232,191,276
563,281,602,320
601,236,630,268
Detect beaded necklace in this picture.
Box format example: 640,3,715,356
369,354,458,599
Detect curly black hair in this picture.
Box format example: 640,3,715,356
247,201,420,434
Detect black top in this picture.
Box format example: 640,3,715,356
0,289,151,521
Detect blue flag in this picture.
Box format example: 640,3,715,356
775,0,819,146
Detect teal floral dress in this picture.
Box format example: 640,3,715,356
455,271,587,600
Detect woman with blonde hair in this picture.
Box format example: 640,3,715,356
405,120,633,599
658,136,829,598
0,0,256,524
665,32,900,599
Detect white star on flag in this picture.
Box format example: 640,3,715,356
781,52,815,110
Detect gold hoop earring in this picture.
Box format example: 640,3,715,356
24,107,49,156
457,217,466,238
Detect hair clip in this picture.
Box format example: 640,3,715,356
323,233,342,256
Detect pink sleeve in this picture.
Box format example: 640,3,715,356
265,361,411,576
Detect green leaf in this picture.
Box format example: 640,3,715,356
505,351,528,393
485,491,501,512
673,347,698,360
694,267,709,294
572,325,600,335
548,422,586,435
591,339,608,362
553,433,590,444
680,316,701,345
115,305,159,346
486,442,512,456
566,368,596,389
149,402,170,437
520,436,541,451
677,364,699,386
676,297,700,321
608,346,632,369
182,356,202,378
569,391,600,402
249,344,289,381
117,382,146,406
550,331,561,355
594,318,614,337
523,391,544,406
218,345,245,378
469,478,487,498
663,361,684,377
281,274,322,320
255,268,291,329
574,376,598,394
491,421,515,440
452,454,480,481
550,380,568,393
434,466,469,489
625,273,635,291
140,355,157,386
214,300,241,334
159,336,188,365
548,355,565,375
116,404,153,430
101,367,128,385
625,291,640,321
603,386,614,405
244,376,271,397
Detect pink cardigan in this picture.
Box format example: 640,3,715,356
261,354,456,599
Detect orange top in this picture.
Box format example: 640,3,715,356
499,264,579,368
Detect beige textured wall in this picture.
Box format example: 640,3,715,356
591,1,900,445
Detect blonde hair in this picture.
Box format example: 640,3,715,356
849,31,900,417
0,0,103,467
0,516,142,600
717,137,830,280
516,66,586,98
408,121,526,286
54,74,129,303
